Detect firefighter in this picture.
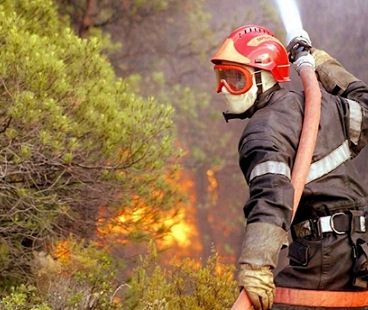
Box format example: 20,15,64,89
211,25,368,309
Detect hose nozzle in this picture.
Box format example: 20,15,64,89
287,29,312,62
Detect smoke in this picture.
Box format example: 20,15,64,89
274,0,304,43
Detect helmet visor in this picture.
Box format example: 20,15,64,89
214,64,253,95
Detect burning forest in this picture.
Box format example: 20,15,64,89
0,0,368,309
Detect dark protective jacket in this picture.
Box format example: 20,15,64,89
237,56,368,294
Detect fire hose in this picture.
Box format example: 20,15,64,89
231,47,322,310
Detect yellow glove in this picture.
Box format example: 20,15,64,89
311,48,333,68
311,48,358,94
238,263,275,310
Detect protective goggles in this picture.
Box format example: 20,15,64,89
214,64,254,95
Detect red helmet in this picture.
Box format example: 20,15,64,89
211,25,290,82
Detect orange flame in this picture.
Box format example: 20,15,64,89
158,169,202,258
52,240,71,263
96,169,202,258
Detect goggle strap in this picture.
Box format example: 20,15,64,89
255,71,263,95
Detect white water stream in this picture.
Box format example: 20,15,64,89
274,0,304,43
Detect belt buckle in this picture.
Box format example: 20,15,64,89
330,212,346,235
318,216,332,235
359,216,366,233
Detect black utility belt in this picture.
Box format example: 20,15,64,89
293,212,367,239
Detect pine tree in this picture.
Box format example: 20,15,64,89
0,0,179,284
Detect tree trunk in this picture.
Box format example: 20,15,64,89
79,0,97,37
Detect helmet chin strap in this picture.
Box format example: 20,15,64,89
255,71,263,96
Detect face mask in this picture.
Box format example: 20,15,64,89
220,78,258,114
220,69,276,115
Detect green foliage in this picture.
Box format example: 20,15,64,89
122,252,238,310
0,284,51,310
0,245,238,309
0,0,180,285
57,0,176,37
0,239,122,309
127,0,173,14
30,239,120,310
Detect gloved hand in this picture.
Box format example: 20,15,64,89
237,222,287,309
287,30,315,74
238,263,275,310
286,29,312,63
294,53,315,74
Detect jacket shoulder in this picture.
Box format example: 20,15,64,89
242,89,303,141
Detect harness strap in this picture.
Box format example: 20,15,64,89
275,287,368,307
349,210,368,288
292,212,366,239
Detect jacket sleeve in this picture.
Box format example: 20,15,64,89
237,100,302,268
313,49,368,153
